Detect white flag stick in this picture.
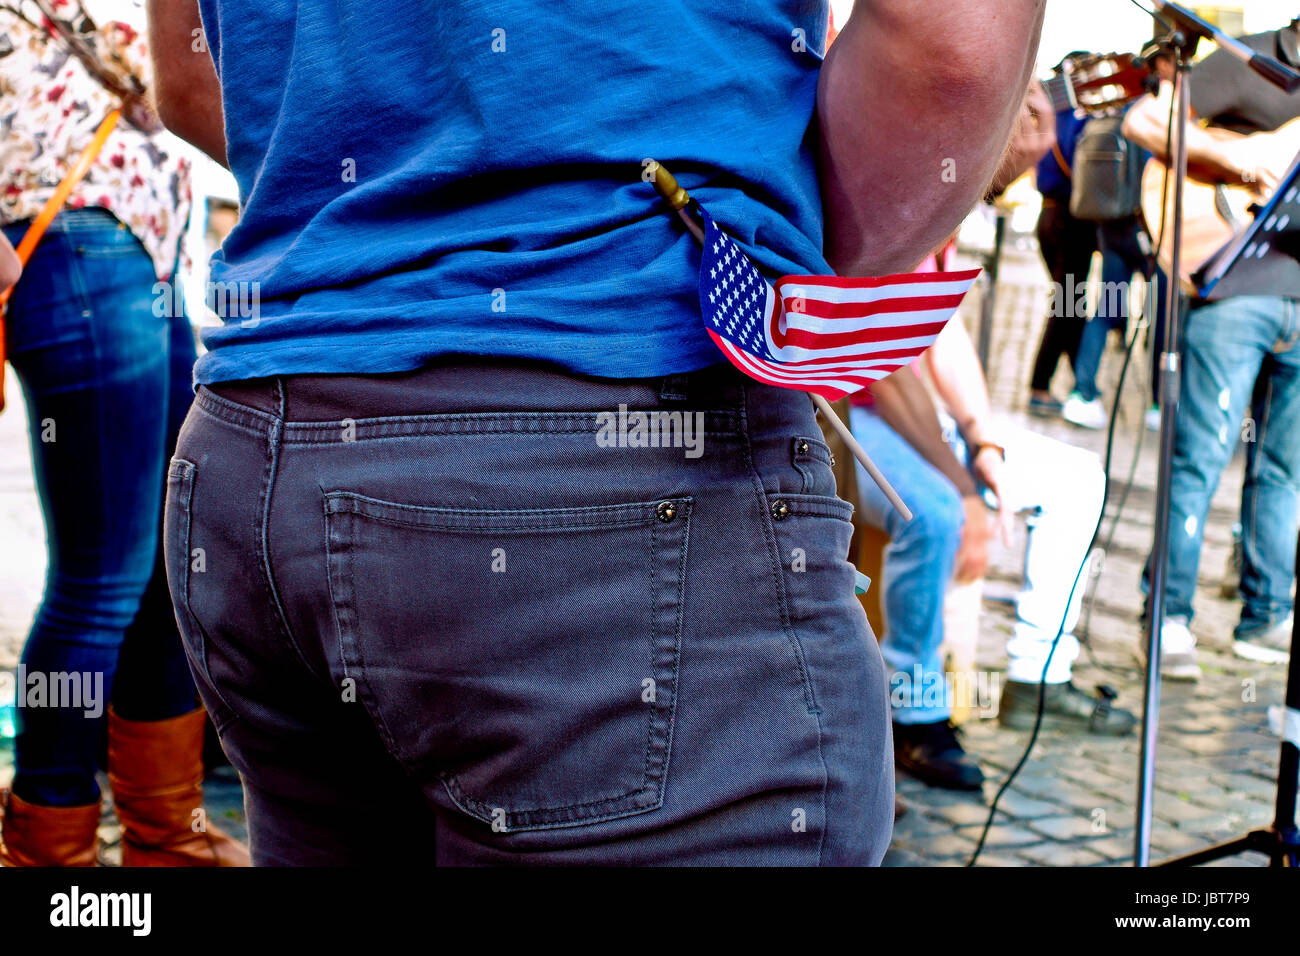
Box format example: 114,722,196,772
810,392,912,522
648,160,913,522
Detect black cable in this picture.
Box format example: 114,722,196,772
1097,304,1154,558
967,76,1179,866
1127,0,1176,35
1077,272,1157,666
1078,304,1147,678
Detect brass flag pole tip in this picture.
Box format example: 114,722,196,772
649,160,691,210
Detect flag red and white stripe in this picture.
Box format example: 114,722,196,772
697,206,979,400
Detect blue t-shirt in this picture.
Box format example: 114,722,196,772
194,0,831,385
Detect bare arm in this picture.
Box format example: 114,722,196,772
923,320,992,447
870,366,990,581
817,0,1046,275
870,367,975,497
922,319,1009,543
1123,83,1275,193
147,0,227,166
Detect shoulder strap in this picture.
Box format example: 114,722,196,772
1052,140,1073,180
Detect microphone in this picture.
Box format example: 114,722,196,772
1151,0,1300,93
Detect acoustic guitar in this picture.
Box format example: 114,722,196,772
1043,52,1152,118
1140,117,1300,288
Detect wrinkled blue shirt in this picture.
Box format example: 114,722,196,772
194,0,831,384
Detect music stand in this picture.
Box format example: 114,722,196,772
1195,150,1300,302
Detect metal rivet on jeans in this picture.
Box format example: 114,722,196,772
771,499,790,521
829,453,836,467
796,439,809,455
656,500,677,522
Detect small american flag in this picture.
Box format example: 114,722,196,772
697,206,980,400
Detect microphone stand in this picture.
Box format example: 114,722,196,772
1134,21,1192,869
1135,1,1300,867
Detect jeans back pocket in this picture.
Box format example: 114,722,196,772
323,491,693,832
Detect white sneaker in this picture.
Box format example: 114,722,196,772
1233,617,1291,664
1138,619,1202,681
1063,393,1108,430
1145,406,1162,431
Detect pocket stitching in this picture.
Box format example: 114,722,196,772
325,491,668,530
792,435,834,494
768,491,856,523
325,493,691,831
75,244,145,258
323,508,405,761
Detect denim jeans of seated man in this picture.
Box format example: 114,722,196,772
848,406,962,726
850,406,1105,726
1142,295,1300,640
164,360,894,865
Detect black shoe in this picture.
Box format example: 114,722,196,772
893,720,985,791
1028,395,1063,418
998,680,1136,736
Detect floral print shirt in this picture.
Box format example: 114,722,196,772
0,0,191,279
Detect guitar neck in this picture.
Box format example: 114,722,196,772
1044,73,1073,114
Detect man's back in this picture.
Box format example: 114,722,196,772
195,0,831,385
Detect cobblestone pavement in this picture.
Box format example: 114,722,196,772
885,236,1288,867
0,230,1291,866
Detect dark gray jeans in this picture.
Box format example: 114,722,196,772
164,358,893,864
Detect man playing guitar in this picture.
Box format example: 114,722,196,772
1123,18,1300,675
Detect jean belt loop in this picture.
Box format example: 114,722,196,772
659,373,689,402
273,377,287,420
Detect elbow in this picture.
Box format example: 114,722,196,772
927,53,1010,115
150,47,223,141
889,3,1033,114
152,78,227,164
152,80,190,140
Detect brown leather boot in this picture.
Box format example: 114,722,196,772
0,789,99,866
108,707,250,867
